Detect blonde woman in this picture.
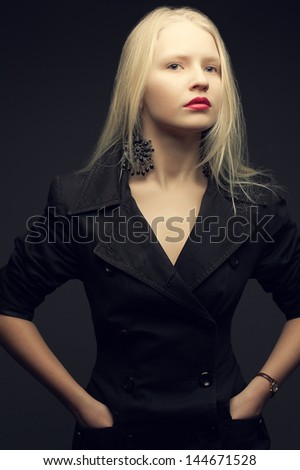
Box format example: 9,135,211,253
1,6,300,450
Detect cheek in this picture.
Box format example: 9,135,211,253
209,87,222,121
213,82,223,108
143,78,175,111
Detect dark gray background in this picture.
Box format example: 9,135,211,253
0,0,299,449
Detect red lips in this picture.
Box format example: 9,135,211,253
184,96,211,107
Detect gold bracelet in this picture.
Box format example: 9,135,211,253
254,372,279,397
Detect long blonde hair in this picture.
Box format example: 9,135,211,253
81,6,280,206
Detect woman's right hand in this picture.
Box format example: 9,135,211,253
0,315,114,430
75,395,114,429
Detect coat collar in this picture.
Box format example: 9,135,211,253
68,148,268,216
67,149,270,321
68,150,122,216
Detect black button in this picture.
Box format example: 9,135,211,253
122,376,134,392
199,371,213,387
105,265,114,275
229,254,239,268
118,329,129,336
124,433,135,449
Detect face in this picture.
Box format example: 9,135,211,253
142,20,222,137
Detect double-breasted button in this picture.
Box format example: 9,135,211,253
229,253,239,268
199,371,213,388
104,265,114,275
118,329,129,336
125,433,134,449
122,376,134,392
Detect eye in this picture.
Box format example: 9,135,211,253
204,65,218,73
167,63,183,71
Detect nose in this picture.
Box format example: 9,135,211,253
189,67,209,92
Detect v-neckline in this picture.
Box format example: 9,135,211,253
122,172,212,269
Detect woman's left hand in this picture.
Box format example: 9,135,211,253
229,376,272,420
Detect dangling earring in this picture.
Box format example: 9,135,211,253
202,162,210,177
122,137,154,176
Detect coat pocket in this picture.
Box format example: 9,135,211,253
220,415,271,450
72,424,116,450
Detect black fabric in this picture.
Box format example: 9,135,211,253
0,151,299,446
72,414,270,450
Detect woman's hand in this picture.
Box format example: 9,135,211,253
229,376,272,420
0,316,114,430
75,395,114,429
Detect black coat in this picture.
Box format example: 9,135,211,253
1,150,300,449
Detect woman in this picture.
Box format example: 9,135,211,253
0,6,300,450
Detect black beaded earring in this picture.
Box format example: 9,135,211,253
202,162,210,177
122,137,154,176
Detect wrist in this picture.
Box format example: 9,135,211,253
72,394,113,428
254,372,279,397
229,380,270,419
64,386,94,419
245,376,273,407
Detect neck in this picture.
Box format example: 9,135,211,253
141,126,205,189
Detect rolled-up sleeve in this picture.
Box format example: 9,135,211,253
0,176,80,320
252,196,300,320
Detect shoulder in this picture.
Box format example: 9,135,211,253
216,170,291,233
242,173,292,234
46,165,97,214
45,150,122,215
225,171,287,209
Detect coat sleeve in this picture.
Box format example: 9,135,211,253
0,176,81,321
251,196,300,320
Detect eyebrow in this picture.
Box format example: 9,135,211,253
160,54,221,63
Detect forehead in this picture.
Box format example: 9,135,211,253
154,20,219,59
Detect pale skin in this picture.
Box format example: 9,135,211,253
0,20,300,433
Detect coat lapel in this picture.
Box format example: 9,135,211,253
92,191,215,321
68,149,266,319
174,178,262,290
